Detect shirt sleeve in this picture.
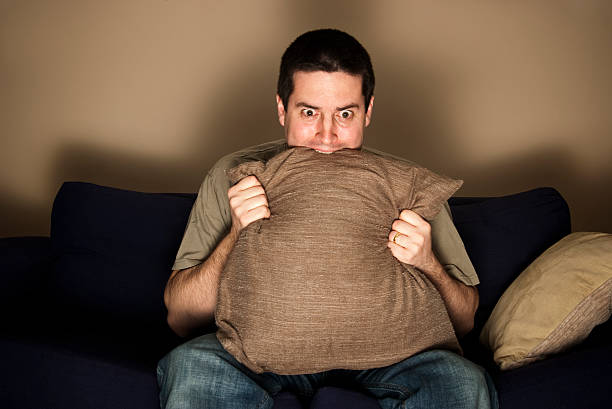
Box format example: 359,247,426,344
430,202,480,286
172,164,232,271
172,139,288,271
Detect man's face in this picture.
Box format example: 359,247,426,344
276,70,374,153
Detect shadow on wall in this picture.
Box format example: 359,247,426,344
49,62,282,195
458,147,612,233
0,197,51,238
569,171,612,233
366,54,460,167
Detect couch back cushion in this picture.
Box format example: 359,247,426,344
448,187,571,331
50,182,195,333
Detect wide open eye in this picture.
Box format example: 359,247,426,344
338,110,353,120
302,108,316,117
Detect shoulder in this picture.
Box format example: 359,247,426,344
198,139,288,190
212,139,288,173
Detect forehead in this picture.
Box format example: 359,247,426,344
290,71,364,107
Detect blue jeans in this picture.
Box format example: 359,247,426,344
157,333,498,409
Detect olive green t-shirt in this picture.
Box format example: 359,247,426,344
173,139,479,286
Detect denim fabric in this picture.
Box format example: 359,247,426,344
157,333,498,409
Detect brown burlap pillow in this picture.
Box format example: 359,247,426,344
216,147,463,374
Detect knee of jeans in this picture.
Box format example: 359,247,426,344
433,351,489,393
161,335,231,376
164,339,207,366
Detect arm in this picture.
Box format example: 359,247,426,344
164,229,238,338
388,209,478,337
164,176,270,338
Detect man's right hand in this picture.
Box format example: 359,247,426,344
228,175,270,233
165,176,269,337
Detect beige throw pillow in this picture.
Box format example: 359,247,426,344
480,232,612,370
215,147,463,375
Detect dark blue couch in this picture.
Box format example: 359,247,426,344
1,182,610,408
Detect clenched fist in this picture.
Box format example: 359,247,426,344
387,209,438,273
228,175,270,233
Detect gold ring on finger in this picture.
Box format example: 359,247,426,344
393,232,401,244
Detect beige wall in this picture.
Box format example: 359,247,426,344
1,0,611,237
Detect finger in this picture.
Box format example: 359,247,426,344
237,175,262,188
389,229,423,251
230,185,266,202
387,240,416,265
240,194,269,213
391,219,419,236
388,230,406,247
398,209,427,226
229,187,267,211
251,204,271,218
398,211,431,239
241,205,271,226
388,238,420,259
229,175,263,194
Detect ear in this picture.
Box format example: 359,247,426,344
364,95,374,127
276,94,286,127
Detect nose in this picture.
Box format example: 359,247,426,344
316,113,337,144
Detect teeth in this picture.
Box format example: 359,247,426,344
315,150,334,154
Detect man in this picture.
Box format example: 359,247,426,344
158,29,498,408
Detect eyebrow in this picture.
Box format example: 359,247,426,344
295,102,361,111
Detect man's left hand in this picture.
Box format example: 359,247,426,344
387,209,438,273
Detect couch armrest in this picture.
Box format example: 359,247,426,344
0,236,52,309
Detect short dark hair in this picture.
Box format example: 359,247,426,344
277,29,375,110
